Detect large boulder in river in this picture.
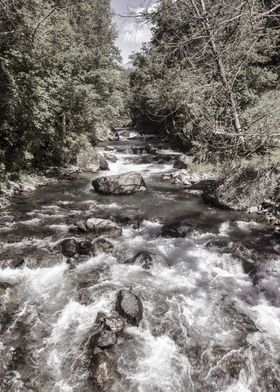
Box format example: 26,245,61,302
92,172,147,195
203,165,280,211
76,218,122,238
116,289,143,326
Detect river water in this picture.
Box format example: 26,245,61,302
0,130,280,392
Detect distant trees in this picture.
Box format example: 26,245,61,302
0,0,125,177
130,0,280,161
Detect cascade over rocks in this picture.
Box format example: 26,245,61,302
92,172,147,195
75,218,122,238
203,165,280,211
115,289,144,326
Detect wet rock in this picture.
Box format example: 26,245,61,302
96,329,117,349
99,156,109,171
104,153,117,163
104,313,125,334
91,349,118,392
203,164,280,211
113,214,144,229
162,170,192,186
145,144,159,154
77,240,94,255
205,237,230,250
174,154,192,170
59,238,78,257
125,251,154,270
161,219,193,238
92,172,147,195
116,289,143,326
131,146,145,154
93,238,114,254
76,218,122,238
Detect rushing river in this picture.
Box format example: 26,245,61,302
0,129,280,392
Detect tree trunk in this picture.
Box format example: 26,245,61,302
198,0,245,148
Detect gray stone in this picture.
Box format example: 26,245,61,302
59,238,77,258
125,251,154,270
116,289,143,326
97,329,117,349
93,238,114,254
203,165,280,211
92,172,147,195
174,154,192,170
76,218,122,238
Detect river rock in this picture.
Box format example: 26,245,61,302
161,219,193,238
116,289,143,326
162,170,192,186
104,153,117,163
125,251,154,270
59,238,78,257
98,156,109,171
93,238,114,254
203,165,280,211
92,172,147,195
104,313,125,334
131,146,145,155
174,154,192,169
91,349,118,391
76,218,122,238
145,144,159,154
77,240,94,255
97,329,117,349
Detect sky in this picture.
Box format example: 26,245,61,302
111,0,154,64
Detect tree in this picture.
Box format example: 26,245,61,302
130,0,280,160
0,0,125,176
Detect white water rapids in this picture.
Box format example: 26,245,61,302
0,130,280,392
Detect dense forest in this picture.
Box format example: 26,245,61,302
0,0,279,182
130,0,280,162
0,0,128,182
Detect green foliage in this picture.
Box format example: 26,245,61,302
130,0,280,162
0,0,125,175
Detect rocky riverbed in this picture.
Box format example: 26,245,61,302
0,129,280,392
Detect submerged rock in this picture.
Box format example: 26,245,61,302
203,165,280,211
92,172,147,195
174,154,192,170
125,251,154,270
116,289,143,326
76,218,122,238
